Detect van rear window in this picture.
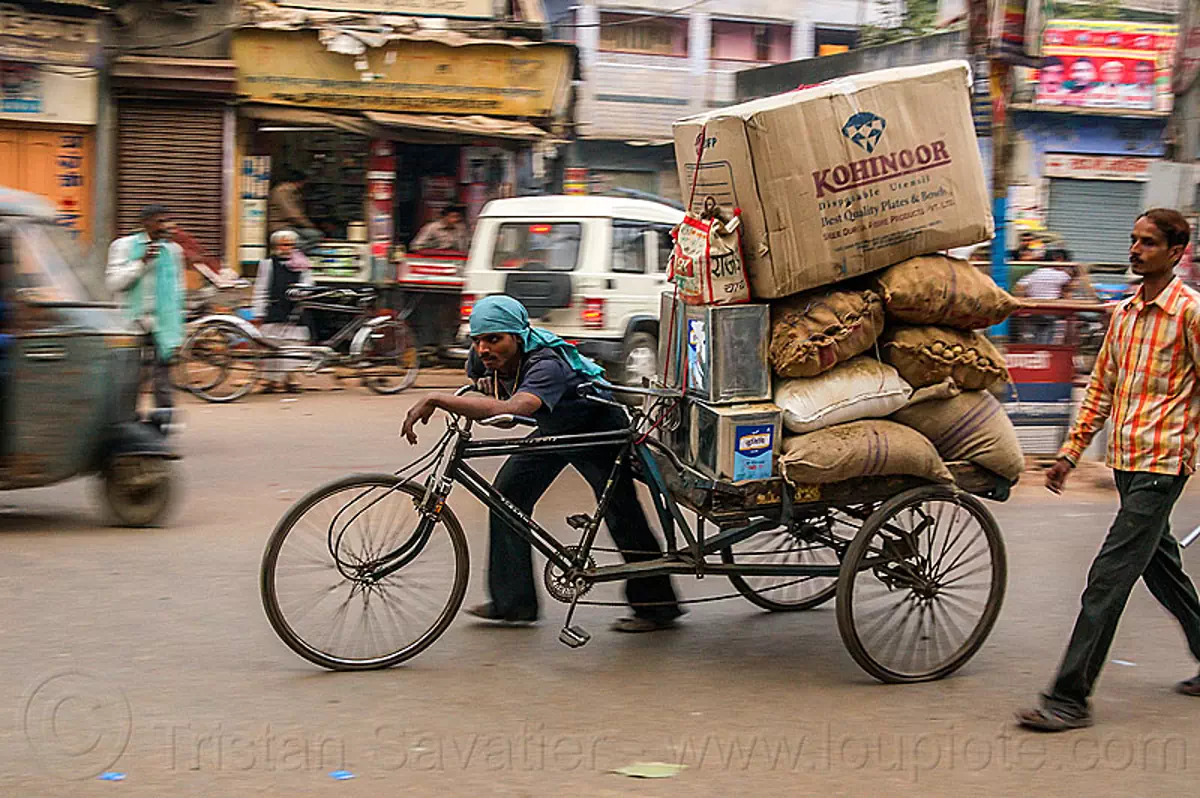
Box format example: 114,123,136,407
491,222,582,272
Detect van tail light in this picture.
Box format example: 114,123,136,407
581,297,605,330
460,293,476,324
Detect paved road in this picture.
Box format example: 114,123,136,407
3,385,1200,796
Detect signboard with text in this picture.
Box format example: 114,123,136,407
0,61,97,124
233,30,573,119
1003,344,1075,455
1036,20,1177,112
52,131,91,240
274,0,492,19
1044,153,1153,181
0,4,100,67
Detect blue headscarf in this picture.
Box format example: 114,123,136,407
469,295,606,379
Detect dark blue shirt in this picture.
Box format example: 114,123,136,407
467,347,618,436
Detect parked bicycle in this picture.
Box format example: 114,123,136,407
176,285,419,403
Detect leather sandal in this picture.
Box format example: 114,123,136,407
1175,674,1200,696
611,615,679,633
464,602,537,625
1015,706,1093,732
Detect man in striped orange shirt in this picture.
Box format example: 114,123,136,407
1017,209,1200,731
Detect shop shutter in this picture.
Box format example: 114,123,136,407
1046,178,1143,266
117,102,224,258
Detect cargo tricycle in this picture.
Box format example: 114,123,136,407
259,381,1007,683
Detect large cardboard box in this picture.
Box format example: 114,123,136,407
673,61,992,300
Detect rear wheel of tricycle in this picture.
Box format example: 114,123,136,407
261,475,468,670
102,456,175,528
360,319,420,395
178,321,264,403
835,485,1006,684
721,515,854,611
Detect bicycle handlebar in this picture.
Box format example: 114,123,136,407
578,380,682,400
478,413,538,430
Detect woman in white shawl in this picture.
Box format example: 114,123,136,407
252,229,315,393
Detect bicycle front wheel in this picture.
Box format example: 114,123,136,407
261,475,469,670
360,319,420,395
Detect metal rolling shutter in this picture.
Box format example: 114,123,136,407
1046,178,1143,266
118,102,224,256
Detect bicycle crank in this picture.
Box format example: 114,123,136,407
543,546,595,604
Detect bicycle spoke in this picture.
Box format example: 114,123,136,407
844,493,1002,681
266,479,464,667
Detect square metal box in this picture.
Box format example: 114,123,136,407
683,302,771,404
689,401,782,483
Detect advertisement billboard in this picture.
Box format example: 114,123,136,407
1036,20,1177,112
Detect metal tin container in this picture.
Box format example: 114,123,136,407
657,291,686,388
690,401,782,483
684,303,771,404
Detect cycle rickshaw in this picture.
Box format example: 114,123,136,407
259,381,1008,684
175,285,419,402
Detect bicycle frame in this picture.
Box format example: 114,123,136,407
367,415,844,585
286,297,374,353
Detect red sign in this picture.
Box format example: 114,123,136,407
564,167,588,196
1006,346,1075,385
1037,20,1177,112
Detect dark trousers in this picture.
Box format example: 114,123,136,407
152,356,174,410
487,445,680,621
143,333,174,411
1046,471,1200,714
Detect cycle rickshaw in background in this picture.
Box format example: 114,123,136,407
259,381,1008,685
175,284,420,403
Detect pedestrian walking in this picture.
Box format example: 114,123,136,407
106,204,185,417
1017,208,1200,731
252,229,316,393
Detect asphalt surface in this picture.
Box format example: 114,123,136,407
4,378,1200,796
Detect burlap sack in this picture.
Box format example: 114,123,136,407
780,420,953,485
769,288,885,378
905,378,961,407
775,357,912,434
876,255,1019,329
891,391,1024,481
884,326,1010,391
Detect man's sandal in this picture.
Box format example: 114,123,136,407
1015,707,1094,732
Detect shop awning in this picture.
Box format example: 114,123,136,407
365,112,549,142
111,57,238,97
240,104,382,137
241,105,552,144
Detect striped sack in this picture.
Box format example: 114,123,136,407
780,420,952,485
891,390,1023,482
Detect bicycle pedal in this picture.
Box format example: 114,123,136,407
566,514,591,531
558,625,591,649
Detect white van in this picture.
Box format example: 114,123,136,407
457,196,684,385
